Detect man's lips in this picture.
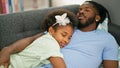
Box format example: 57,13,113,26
78,15,85,19
78,13,86,19
78,16,84,20
78,17,85,21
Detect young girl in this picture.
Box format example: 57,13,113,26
1,9,77,68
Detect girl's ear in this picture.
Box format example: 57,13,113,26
48,26,55,35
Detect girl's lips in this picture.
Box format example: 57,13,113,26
60,43,66,47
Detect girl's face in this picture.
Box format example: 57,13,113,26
49,25,74,48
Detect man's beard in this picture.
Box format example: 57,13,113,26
77,17,95,29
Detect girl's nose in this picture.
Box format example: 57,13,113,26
64,38,69,45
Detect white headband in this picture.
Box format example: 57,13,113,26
53,13,71,26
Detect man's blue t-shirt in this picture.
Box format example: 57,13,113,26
40,29,118,68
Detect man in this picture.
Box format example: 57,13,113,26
0,1,118,68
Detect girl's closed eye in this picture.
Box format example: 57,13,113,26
61,32,72,40
61,32,67,37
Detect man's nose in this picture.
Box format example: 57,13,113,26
79,9,84,13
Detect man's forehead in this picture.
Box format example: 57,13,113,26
83,2,90,4
80,2,95,9
79,2,98,14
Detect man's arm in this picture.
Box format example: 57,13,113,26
0,33,44,67
2,33,44,53
49,57,67,68
103,60,118,68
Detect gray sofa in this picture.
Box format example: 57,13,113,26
0,5,120,50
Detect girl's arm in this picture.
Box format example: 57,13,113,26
49,57,67,68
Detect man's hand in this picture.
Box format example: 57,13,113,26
0,47,11,68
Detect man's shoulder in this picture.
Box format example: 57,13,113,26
96,30,118,44
96,29,114,38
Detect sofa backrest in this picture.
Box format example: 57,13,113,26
0,5,79,50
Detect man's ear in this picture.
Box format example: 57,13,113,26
95,15,101,22
48,26,55,35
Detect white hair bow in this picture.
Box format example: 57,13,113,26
54,13,70,26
